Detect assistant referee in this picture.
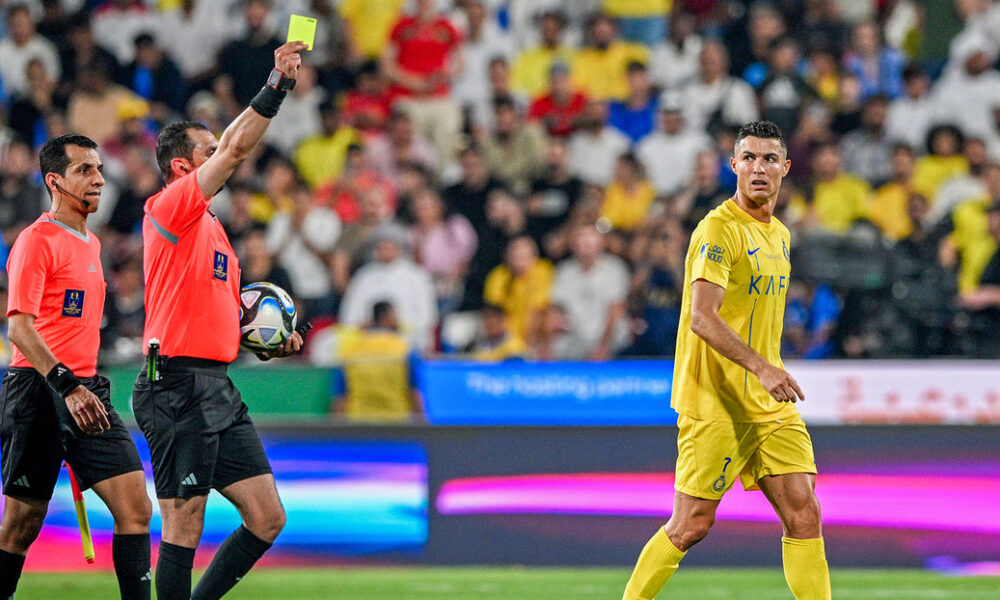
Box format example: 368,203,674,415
132,42,306,600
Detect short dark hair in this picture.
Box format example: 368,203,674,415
481,303,506,318
734,121,787,155
156,120,210,179
372,300,394,324
39,134,98,196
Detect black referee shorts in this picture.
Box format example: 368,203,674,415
132,357,272,499
0,367,143,501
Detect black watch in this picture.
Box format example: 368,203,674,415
266,68,296,91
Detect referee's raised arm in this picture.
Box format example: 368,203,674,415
194,41,307,198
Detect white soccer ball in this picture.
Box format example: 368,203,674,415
239,282,297,352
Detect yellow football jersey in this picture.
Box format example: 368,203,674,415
672,198,799,422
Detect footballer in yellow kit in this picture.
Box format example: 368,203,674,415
623,121,831,600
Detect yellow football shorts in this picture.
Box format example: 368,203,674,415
674,413,816,500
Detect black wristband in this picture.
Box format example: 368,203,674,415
250,85,287,118
46,362,82,398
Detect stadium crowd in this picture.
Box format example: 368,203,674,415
1,0,1000,368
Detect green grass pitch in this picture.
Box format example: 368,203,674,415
14,567,1000,599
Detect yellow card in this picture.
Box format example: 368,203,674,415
287,14,317,50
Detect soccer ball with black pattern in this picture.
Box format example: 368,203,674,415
239,282,297,352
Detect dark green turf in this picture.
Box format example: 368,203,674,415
14,567,1000,599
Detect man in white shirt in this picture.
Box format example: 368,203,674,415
453,0,512,116
637,91,711,197
933,33,1000,141
0,5,60,97
339,223,438,352
90,0,159,64
551,226,631,360
568,101,630,187
885,63,936,150
680,40,759,134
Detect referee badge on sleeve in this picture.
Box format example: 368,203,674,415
213,251,228,281
62,289,85,317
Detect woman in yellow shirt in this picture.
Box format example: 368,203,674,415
912,124,969,203
601,152,657,232
484,236,554,340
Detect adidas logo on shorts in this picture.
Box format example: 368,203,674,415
12,475,29,487
181,473,199,486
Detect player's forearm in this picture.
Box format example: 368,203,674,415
690,310,769,375
8,315,60,376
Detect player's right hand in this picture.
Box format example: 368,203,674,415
756,364,805,403
274,41,307,79
65,386,111,435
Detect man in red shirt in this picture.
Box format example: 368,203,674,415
381,0,463,165
0,135,152,599
132,41,306,600
527,60,589,137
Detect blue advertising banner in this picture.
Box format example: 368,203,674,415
417,359,678,425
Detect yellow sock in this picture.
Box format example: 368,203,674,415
622,527,686,600
782,536,832,600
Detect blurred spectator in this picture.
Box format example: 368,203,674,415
648,9,701,90
956,199,1000,356
267,182,342,319
66,58,140,144
452,0,512,125
338,0,406,59
381,0,463,165
409,186,477,312
794,142,871,233
158,0,234,86
913,124,969,201
294,99,359,188
59,19,121,96
674,150,730,233
101,98,156,163
840,93,893,186
885,63,935,151
252,156,297,222
316,144,394,225
217,0,281,106
104,144,160,237
528,303,576,360
484,235,554,341
0,3,61,98
527,60,587,138
223,182,266,252
101,257,145,363
603,0,669,46
600,152,655,233
8,57,66,148
0,140,46,248
940,163,1000,295
467,303,528,361
607,61,657,144
783,280,840,359
126,32,187,115
843,19,905,99
341,60,391,137
481,95,546,196
636,91,710,197
551,226,630,360
264,62,325,157
680,40,758,135
799,0,849,57
442,145,504,234
240,223,294,293
91,0,158,64
340,223,437,351
568,101,630,187
464,188,527,310
331,185,392,294
758,36,817,135
334,301,421,421
620,220,683,357
804,45,840,106
830,72,864,135
510,9,576,99
468,56,527,133
870,144,917,241
934,32,1000,140
737,2,787,87
571,13,648,101
526,137,584,252
365,110,438,183
927,137,991,227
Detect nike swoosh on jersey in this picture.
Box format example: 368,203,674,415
748,247,761,256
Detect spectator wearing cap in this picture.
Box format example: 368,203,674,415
126,32,187,115
510,10,577,99
0,4,61,98
636,91,710,197
381,0,464,165
571,14,649,101
484,236,554,342
648,9,701,90
267,182,342,320
607,61,658,144
527,60,588,138
294,98,359,188
567,101,631,187
885,63,936,151
481,95,547,197
340,222,437,351
217,0,282,106
264,62,326,156
679,40,759,134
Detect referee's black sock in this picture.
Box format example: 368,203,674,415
0,548,26,599
113,533,151,600
191,525,272,600
156,541,196,600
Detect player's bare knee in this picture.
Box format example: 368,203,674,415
115,494,153,531
4,507,47,551
246,506,285,542
784,500,822,538
666,515,713,550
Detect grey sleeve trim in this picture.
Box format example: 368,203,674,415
145,209,179,245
